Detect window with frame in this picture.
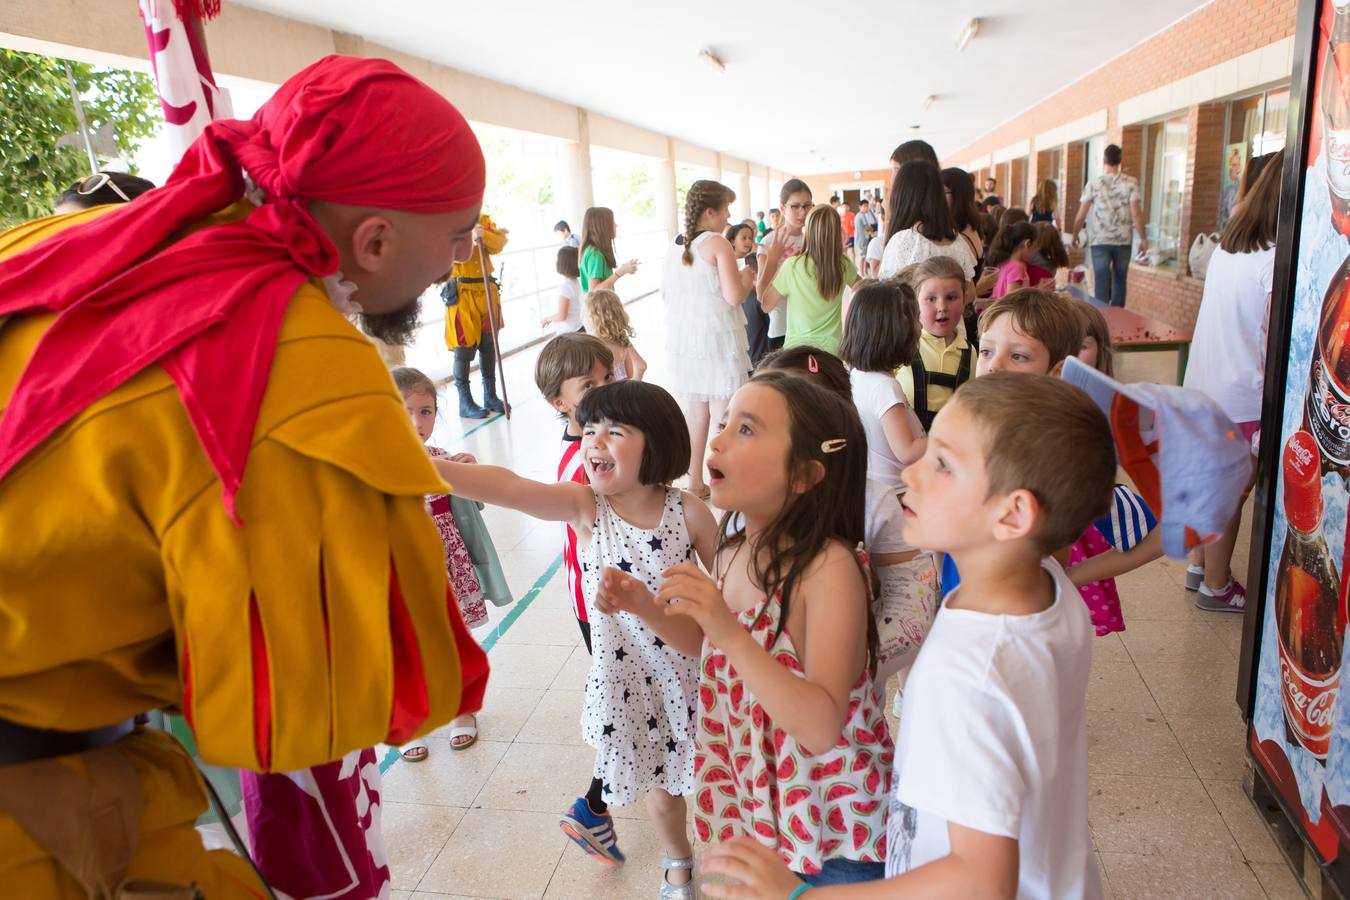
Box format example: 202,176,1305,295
1218,88,1289,228
1142,115,1188,267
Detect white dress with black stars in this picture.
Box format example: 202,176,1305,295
580,487,699,805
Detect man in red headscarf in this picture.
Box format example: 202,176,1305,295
0,55,489,897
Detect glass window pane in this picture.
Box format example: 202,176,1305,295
1148,115,1188,265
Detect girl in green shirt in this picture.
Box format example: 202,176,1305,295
760,204,859,354
578,206,639,292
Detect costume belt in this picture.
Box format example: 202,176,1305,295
0,716,136,765
454,276,487,285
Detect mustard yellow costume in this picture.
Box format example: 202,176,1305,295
444,215,508,417
0,204,487,896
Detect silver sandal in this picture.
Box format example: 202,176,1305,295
660,854,694,900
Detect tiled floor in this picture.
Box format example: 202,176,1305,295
376,295,1303,899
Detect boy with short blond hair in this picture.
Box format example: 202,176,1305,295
702,373,1112,898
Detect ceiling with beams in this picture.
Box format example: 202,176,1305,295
234,0,1214,173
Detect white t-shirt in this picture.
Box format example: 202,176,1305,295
850,369,924,488
1182,245,1275,424
550,277,583,336
865,479,911,554
758,231,804,339
866,234,886,264
879,228,979,281
887,559,1101,900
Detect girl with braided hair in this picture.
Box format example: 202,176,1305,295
662,179,755,498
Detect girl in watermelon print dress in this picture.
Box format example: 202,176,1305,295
596,370,891,887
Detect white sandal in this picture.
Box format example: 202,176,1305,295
449,713,478,751
400,739,429,762
660,854,694,899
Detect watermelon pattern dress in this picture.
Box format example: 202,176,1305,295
693,587,893,875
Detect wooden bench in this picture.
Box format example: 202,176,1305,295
1064,286,1193,383
1098,306,1192,384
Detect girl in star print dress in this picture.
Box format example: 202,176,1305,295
596,371,891,887
433,380,720,898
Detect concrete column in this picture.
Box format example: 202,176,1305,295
1010,157,1028,208
573,108,595,211
728,163,750,222
656,136,678,242
753,170,771,216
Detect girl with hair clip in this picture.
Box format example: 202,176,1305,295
579,206,640,293
879,161,978,282
585,288,647,381
662,179,756,499
595,372,892,887
758,204,859,354
434,381,720,896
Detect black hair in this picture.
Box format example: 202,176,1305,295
554,220,571,232
769,207,780,214
1104,144,1123,166
575,380,690,486
725,222,753,244
890,139,939,169
757,345,852,401
885,161,956,244
985,221,1038,267
556,245,580,278
839,281,921,373
55,171,155,209
940,167,981,234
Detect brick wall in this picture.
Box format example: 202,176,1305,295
932,0,1296,330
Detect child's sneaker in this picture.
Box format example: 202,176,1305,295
560,797,625,866
1185,565,1205,592
1195,579,1246,613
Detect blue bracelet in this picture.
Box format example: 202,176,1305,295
788,886,812,900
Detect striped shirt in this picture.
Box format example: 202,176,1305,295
1093,485,1156,553
558,429,588,622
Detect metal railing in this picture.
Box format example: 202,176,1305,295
404,227,670,382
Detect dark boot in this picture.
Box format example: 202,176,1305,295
454,346,488,419
480,332,506,414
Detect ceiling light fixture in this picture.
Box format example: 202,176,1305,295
956,18,981,53
921,95,936,111
699,48,726,75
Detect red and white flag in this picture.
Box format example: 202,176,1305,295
137,0,230,158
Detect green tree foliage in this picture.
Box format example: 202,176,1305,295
0,49,160,226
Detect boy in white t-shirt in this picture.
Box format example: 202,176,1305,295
703,372,1113,899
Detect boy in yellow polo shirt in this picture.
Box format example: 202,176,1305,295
897,257,973,430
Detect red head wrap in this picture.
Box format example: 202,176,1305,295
0,55,485,520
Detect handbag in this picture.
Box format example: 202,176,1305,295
1188,233,1221,279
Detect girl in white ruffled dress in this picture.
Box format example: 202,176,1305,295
662,180,756,498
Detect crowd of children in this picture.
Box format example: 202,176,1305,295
369,146,1246,899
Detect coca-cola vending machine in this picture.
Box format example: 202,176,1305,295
1245,0,1350,889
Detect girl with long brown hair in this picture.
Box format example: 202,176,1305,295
661,179,756,497
578,206,639,292
758,204,859,354
1182,147,1285,613
593,371,891,886
1030,178,1058,225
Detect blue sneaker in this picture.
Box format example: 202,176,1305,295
559,797,625,866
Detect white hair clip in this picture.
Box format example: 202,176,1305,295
821,438,848,454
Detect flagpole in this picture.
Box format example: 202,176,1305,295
476,237,511,419
62,62,99,175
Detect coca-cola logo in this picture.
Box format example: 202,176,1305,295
1278,639,1338,756
1309,358,1350,458
1328,130,1350,191
1289,435,1316,473
1329,135,1350,162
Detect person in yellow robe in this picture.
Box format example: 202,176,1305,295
443,215,508,418
0,56,489,898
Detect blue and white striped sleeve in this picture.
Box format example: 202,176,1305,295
1093,485,1157,552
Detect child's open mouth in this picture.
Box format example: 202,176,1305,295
589,458,615,474
899,493,917,518
707,465,726,484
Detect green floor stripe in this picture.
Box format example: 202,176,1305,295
461,412,505,438
479,553,564,653
379,552,564,774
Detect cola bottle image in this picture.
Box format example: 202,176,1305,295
1326,0,1350,237
1275,431,1343,761
1305,257,1350,475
